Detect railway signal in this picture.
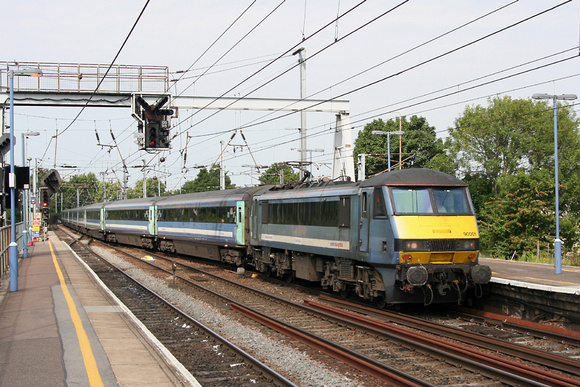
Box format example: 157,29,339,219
40,188,50,216
134,95,174,150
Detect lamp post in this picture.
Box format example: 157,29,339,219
21,131,40,259
371,130,404,171
532,93,577,274
8,68,43,291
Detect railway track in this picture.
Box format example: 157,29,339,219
316,295,580,377
55,227,295,387
81,232,580,386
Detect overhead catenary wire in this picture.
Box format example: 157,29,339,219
170,0,370,134
36,1,579,194
183,0,573,143
223,0,522,137
170,0,259,96
40,0,151,147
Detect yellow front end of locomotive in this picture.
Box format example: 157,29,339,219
394,215,480,264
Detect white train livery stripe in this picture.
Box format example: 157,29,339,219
260,234,350,250
158,227,233,238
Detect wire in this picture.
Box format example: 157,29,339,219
179,1,287,98
170,0,258,95
186,0,572,140
227,1,521,136
171,0,369,134
48,0,150,139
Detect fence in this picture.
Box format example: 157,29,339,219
0,223,24,281
1,61,170,94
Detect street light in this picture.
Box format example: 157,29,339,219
532,92,577,274
21,131,40,259
8,68,43,291
371,130,404,171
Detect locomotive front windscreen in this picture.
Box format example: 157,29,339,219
390,187,472,215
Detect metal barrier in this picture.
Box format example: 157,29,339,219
0,222,24,281
1,61,170,94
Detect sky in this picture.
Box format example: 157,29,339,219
2,0,580,193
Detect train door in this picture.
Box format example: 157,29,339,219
251,198,260,241
236,200,246,245
100,208,105,231
148,206,157,235
358,189,371,252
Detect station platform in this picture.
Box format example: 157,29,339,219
480,257,580,294
0,231,198,387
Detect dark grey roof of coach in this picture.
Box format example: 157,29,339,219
358,168,466,187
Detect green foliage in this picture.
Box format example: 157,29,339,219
353,115,446,177
447,96,579,192
447,96,580,259
59,173,119,209
478,171,555,258
127,178,166,199
259,163,300,185
179,167,233,194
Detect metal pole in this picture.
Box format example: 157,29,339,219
552,96,562,274
398,117,402,170
142,159,146,198
8,70,18,291
220,141,225,190
21,134,28,258
34,158,38,217
294,48,307,181
387,134,391,172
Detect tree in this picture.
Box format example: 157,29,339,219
59,173,102,209
446,95,579,193
127,178,166,199
448,96,580,256
353,115,445,177
179,167,233,194
478,171,554,258
259,163,300,185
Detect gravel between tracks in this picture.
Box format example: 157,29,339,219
91,245,362,387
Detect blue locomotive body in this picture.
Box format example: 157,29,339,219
61,168,491,306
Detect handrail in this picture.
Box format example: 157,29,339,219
0,222,24,280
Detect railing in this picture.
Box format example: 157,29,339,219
0,223,24,281
1,61,170,94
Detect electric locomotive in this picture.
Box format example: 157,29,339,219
250,168,491,306
61,168,491,307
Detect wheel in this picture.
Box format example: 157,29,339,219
285,271,295,283
339,286,352,299
374,296,388,309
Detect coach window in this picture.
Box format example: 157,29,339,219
361,192,368,218
373,188,387,218
261,201,269,224
338,197,351,227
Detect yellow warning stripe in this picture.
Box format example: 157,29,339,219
49,241,104,387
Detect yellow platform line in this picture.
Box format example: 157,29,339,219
49,241,104,387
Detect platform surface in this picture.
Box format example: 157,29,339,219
481,257,580,294
0,231,197,386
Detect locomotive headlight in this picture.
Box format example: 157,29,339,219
403,240,429,251
457,239,478,251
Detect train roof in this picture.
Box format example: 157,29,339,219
359,168,467,187
153,186,272,206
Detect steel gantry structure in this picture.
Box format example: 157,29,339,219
1,61,355,181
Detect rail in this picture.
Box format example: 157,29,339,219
0,223,24,281
1,61,169,94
